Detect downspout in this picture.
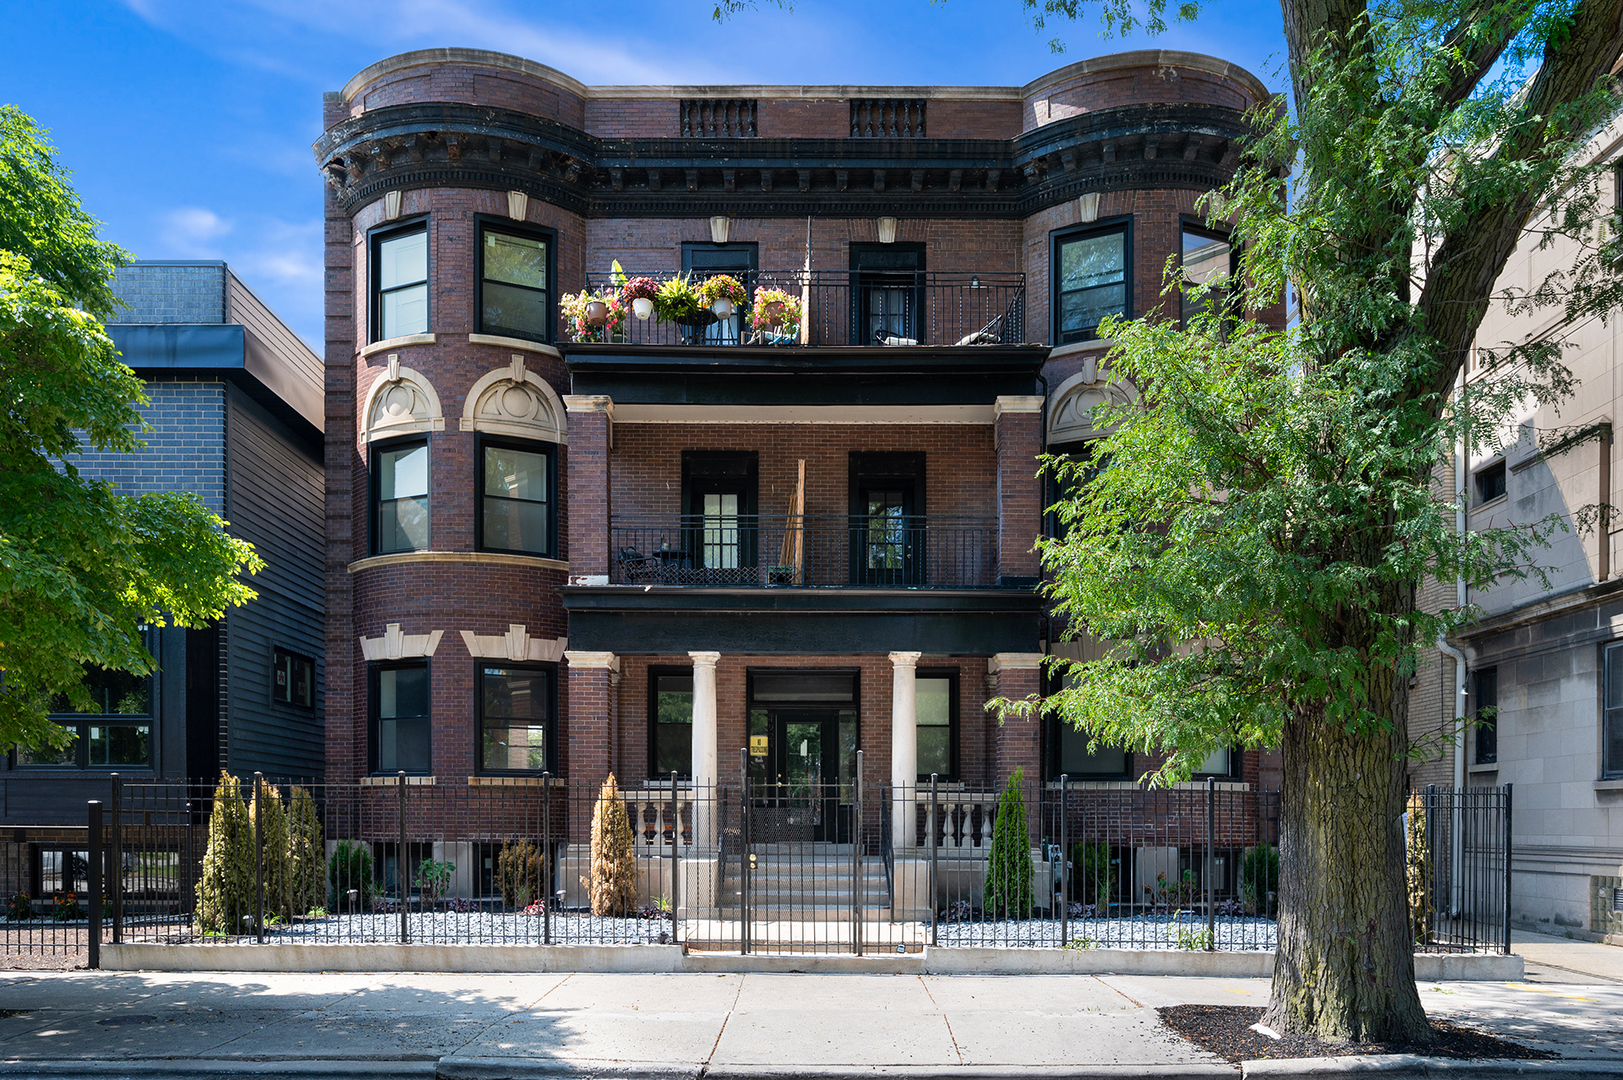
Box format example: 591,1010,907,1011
1435,362,1470,916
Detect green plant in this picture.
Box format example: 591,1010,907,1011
6,891,31,921
697,273,746,308
1064,936,1099,951
1070,839,1113,909
652,275,703,324
654,893,671,913
414,859,456,903
251,779,289,924
1404,793,1431,946
196,771,255,935
1173,913,1214,951
584,773,638,917
287,785,324,918
983,767,1034,918
559,290,626,342
619,276,660,303
327,839,376,912
497,837,546,909
1240,844,1279,916
52,893,83,923
748,287,802,337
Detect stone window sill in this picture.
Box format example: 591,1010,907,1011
1469,762,1500,774
467,333,562,359
468,775,562,787
360,333,436,358
1594,779,1623,791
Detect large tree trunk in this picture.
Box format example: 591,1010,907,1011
1263,682,1430,1043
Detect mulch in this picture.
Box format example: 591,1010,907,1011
1157,1004,1558,1063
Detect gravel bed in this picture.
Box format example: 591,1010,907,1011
118,910,676,945
931,912,1280,950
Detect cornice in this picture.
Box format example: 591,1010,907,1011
315,101,1252,220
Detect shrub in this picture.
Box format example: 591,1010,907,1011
328,840,376,912
585,773,638,916
1239,844,1279,916
53,893,83,923
287,786,324,918
1070,839,1112,909
983,767,1033,918
497,838,546,909
414,859,455,904
251,780,289,924
196,771,255,935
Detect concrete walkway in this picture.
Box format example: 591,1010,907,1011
0,966,1617,1079
1513,928,1623,983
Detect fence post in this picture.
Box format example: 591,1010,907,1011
182,796,193,920
670,771,679,946
1205,775,1216,951
1425,783,1437,941
853,749,864,956
1059,774,1069,947
87,801,102,970
108,773,122,944
252,772,265,944
739,747,749,956
397,771,409,945
1503,783,1514,955
542,772,552,946
929,774,939,949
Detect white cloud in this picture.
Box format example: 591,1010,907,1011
158,206,233,256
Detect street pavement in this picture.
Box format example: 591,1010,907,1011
0,937,1616,1079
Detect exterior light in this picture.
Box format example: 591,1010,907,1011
877,217,898,244
710,215,731,244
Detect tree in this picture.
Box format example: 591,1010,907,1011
196,771,254,935
710,0,1623,1041
584,774,638,916
983,767,1035,917
0,105,261,751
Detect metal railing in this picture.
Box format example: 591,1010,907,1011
611,515,1002,589
14,775,1510,962
575,270,1026,348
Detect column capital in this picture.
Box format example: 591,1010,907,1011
988,652,1045,675
562,394,614,416
688,651,721,667
564,650,619,672
888,651,923,668
993,395,1044,419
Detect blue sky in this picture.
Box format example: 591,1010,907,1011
0,1,1288,350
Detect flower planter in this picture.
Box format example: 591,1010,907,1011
585,300,609,326
631,297,654,320
760,299,785,325
711,298,735,318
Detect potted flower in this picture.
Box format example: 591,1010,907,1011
620,277,660,321
653,275,712,328
560,290,625,342
749,287,802,340
697,274,747,318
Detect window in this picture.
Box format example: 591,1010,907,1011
1180,225,1233,326
372,224,428,341
649,669,694,779
18,636,156,770
478,664,553,773
916,671,956,782
373,439,429,555
1045,441,1108,540
1606,644,1623,779
851,244,924,345
1194,747,1237,777
273,648,314,708
1476,460,1507,504
480,223,552,342
1053,223,1129,344
850,452,924,586
370,662,430,774
478,438,552,556
1474,667,1498,766
1046,667,1130,780
682,451,758,575
683,242,758,344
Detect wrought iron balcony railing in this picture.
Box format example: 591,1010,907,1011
573,270,1025,348
609,514,1005,588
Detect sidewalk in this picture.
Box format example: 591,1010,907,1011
0,963,1618,1079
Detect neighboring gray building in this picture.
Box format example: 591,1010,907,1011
0,261,325,833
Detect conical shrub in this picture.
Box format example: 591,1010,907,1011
983,767,1033,918
252,780,289,924
584,774,638,916
195,771,255,935
287,785,324,918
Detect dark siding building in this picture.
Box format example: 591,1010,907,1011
0,261,325,834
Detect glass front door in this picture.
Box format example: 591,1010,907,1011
751,709,846,842
855,485,919,586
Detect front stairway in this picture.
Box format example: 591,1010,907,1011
720,845,893,919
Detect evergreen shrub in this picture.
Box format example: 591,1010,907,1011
983,767,1034,918
585,773,638,916
497,838,546,908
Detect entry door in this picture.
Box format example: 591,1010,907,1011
855,483,918,586
774,709,840,842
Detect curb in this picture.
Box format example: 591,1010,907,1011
0,1061,438,1080
1241,1055,1623,1078
702,1068,1237,1079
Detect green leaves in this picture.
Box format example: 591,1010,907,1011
0,107,262,752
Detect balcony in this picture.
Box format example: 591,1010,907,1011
576,271,1025,348
610,515,1008,589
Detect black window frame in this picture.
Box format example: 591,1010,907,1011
371,435,431,557
272,646,315,710
16,630,159,772
682,242,758,344
475,661,556,776
915,668,958,783
1476,459,1507,504
682,450,759,571
477,216,556,344
1044,668,1132,781
368,216,431,344
475,434,556,558
1473,666,1498,766
1178,218,1238,328
849,243,925,346
1604,642,1623,779
368,659,432,776
648,665,695,781
1051,218,1132,346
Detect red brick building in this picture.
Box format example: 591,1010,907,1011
315,48,1273,905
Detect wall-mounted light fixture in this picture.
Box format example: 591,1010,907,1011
507,190,530,221
710,215,732,244
1077,192,1100,223
877,216,898,244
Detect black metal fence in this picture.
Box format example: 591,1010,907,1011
611,515,1002,589
576,270,1026,348
0,774,1511,963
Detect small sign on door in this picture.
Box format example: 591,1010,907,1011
749,735,769,757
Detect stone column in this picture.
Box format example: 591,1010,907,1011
994,396,1045,586
989,652,1045,846
890,651,922,851
689,651,721,852
562,395,613,585
562,650,618,843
